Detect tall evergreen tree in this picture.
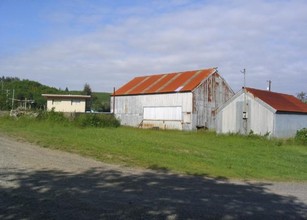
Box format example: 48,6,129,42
82,83,92,96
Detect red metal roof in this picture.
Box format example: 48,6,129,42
246,87,307,113
114,68,216,96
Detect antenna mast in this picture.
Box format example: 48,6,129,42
241,68,246,88
267,80,271,91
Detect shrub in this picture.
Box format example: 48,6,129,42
74,113,120,128
37,109,68,124
295,128,307,145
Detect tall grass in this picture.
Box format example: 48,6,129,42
74,113,120,128
0,116,306,181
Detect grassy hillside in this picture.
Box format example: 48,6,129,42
92,92,111,112
0,77,60,110
0,115,306,181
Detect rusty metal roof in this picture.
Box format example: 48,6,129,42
246,87,307,113
114,68,217,96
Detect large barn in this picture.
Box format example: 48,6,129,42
216,87,307,138
111,68,234,130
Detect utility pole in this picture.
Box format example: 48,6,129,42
11,89,15,110
241,69,248,134
6,89,9,109
113,87,116,114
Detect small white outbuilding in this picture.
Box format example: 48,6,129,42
216,87,307,138
42,94,91,113
111,68,234,130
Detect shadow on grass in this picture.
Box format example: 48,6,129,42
1,167,307,220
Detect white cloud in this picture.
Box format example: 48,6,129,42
0,0,306,95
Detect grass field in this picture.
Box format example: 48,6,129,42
0,116,306,181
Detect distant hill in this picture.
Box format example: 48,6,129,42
0,76,110,111
91,92,111,112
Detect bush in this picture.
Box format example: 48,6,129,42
31,110,120,128
37,109,68,124
295,128,307,145
74,113,120,128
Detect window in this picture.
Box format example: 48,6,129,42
52,100,61,105
71,99,81,105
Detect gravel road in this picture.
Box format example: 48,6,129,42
1,134,307,219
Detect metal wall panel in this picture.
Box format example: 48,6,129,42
275,114,307,138
192,72,234,129
216,93,244,134
111,93,192,129
216,92,275,136
248,96,274,136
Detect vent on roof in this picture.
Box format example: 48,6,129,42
175,86,184,92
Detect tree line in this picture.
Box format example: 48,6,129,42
0,77,110,112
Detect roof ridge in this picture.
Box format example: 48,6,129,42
137,68,215,78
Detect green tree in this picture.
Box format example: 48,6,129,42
0,76,60,110
82,83,92,111
297,92,306,103
82,83,92,96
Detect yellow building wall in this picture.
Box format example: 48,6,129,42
46,99,87,113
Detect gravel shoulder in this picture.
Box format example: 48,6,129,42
1,134,307,219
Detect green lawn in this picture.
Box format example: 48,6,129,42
0,116,306,181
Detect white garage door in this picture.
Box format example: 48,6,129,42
143,106,182,120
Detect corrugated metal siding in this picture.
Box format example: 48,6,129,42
216,94,244,134
274,114,307,138
192,72,234,129
249,96,274,136
111,93,193,130
216,92,275,136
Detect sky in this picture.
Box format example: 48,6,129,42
0,0,306,95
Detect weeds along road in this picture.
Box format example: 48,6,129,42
1,134,307,220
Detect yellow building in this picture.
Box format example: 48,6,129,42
42,94,91,113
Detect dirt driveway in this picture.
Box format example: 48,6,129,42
1,134,307,220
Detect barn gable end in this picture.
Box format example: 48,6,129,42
192,71,234,129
